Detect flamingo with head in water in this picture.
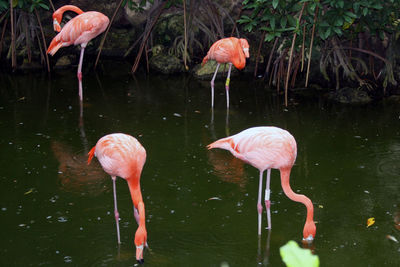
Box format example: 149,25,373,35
207,126,316,243
88,133,147,263
202,37,250,108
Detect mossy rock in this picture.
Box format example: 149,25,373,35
55,56,73,69
149,53,183,74
328,87,372,104
193,61,239,80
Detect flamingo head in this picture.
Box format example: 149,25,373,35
134,225,147,264
239,38,250,58
52,15,62,32
302,220,316,244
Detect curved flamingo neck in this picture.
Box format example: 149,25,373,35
54,5,84,20
280,167,314,226
127,176,146,226
231,38,246,70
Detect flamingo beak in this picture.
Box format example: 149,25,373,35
136,244,144,264
302,234,314,244
53,19,61,32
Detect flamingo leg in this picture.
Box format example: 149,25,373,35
225,63,233,108
257,170,264,235
112,176,121,244
77,44,86,102
210,63,220,107
264,169,271,229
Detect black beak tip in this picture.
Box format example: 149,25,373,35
137,259,144,264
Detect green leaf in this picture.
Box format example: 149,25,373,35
265,33,275,42
338,0,344,8
272,0,279,9
39,3,49,10
280,16,287,28
344,11,357,19
280,241,320,267
334,17,343,26
353,2,360,13
270,17,276,30
371,3,383,10
333,27,342,35
362,7,368,16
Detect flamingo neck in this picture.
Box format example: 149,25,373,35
54,5,84,21
231,38,246,70
127,175,146,226
280,167,314,226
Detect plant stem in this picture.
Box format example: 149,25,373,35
284,2,306,106
183,0,188,70
254,31,265,77
132,1,167,73
34,8,50,72
10,0,16,70
305,6,318,88
95,0,125,69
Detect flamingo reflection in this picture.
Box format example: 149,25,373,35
51,141,107,195
207,149,248,189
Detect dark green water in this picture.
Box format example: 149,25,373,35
0,68,399,266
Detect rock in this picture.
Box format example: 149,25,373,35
55,56,73,69
102,28,136,56
19,61,43,71
385,95,400,104
149,53,183,74
328,87,372,104
193,61,239,80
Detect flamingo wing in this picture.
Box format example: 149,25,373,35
47,11,108,55
230,127,297,170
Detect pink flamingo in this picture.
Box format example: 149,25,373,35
47,5,109,102
207,126,316,243
88,133,147,263
202,37,250,108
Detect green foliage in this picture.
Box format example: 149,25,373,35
123,0,154,12
280,240,320,267
239,0,400,43
0,0,7,12
0,0,49,12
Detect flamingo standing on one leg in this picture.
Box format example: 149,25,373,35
207,126,316,243
202,37,250,108
47,5,109,102
88,133,147,263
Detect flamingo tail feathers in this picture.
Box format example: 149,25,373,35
87,146,96,165
207,137,232,151
47,38,63,56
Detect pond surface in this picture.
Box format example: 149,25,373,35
0,66,399,266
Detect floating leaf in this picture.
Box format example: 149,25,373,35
386,235,399,243
207,197,221,201
367,217,375,227
280,240,319,267
24,188,34,195
318,205,323,209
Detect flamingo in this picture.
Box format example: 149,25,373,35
207,126,316,243
87,133,147,263
47,5,109,102
202,37,250,108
